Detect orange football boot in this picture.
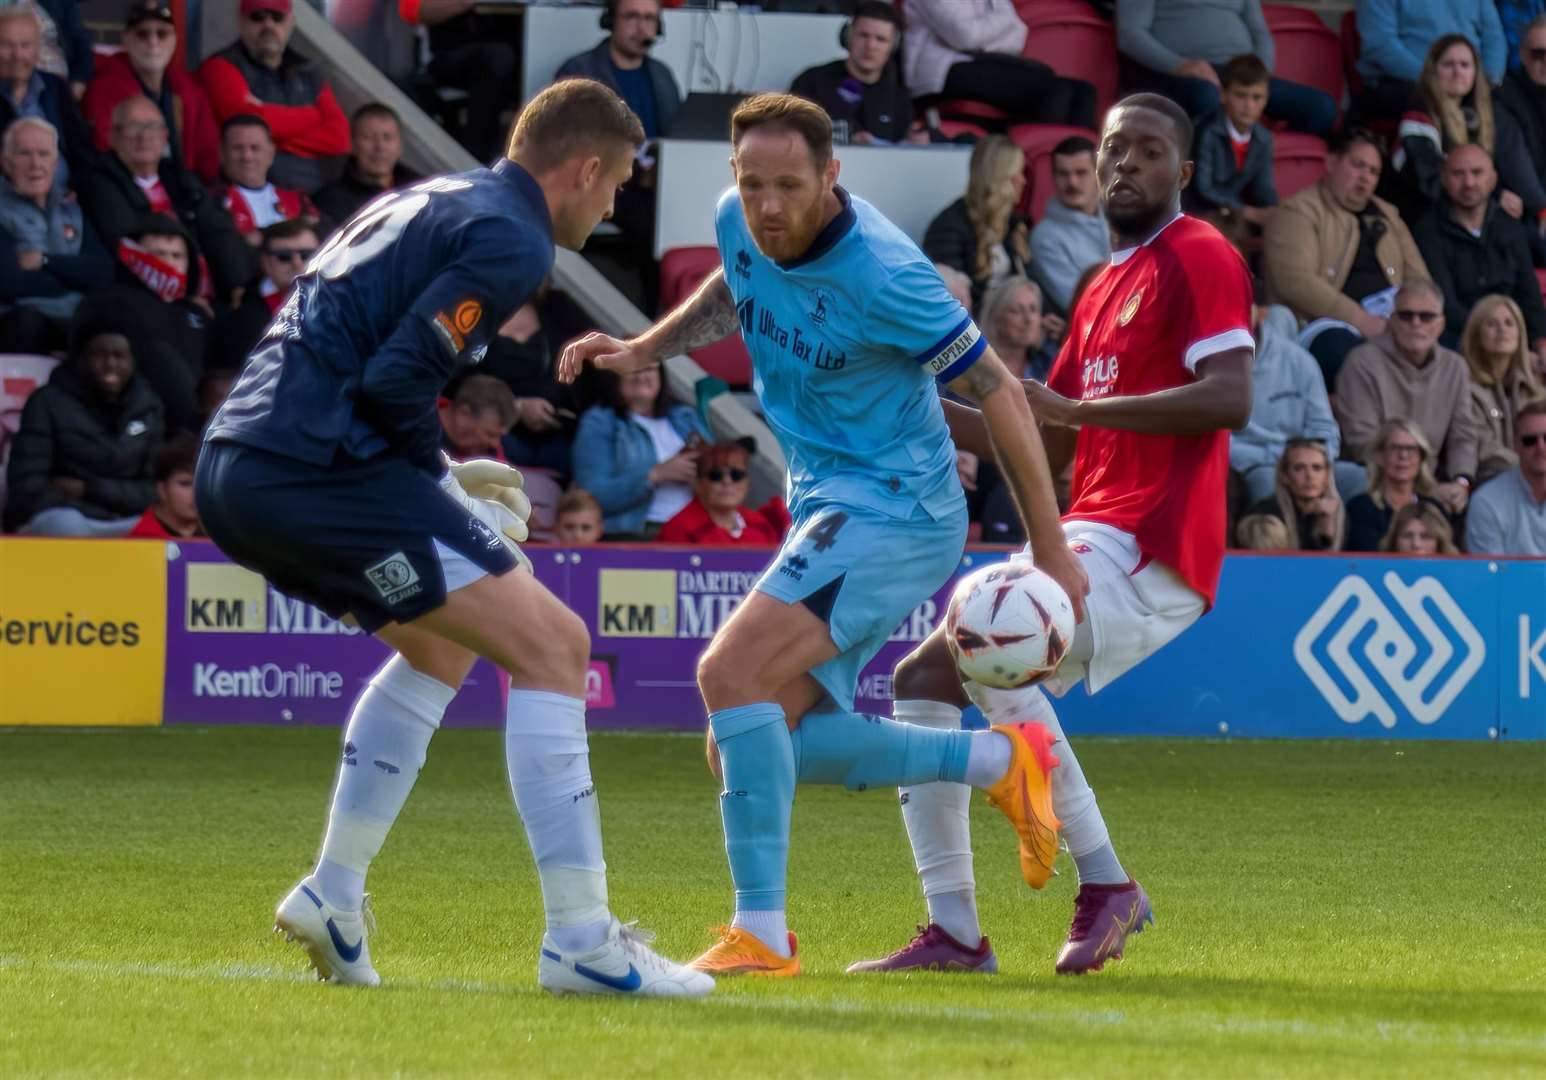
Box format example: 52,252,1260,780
688,926,801,977
983,721,1062,888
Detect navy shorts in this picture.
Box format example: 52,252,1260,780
195,441,516,633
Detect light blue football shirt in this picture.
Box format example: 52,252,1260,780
714,186,985,522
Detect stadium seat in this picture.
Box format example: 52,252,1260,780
0,353,60,518
934,118,991,140
659,247,753,387
1272,131,1328,199
1262,5,1344,111
1537,268,1546,305
1017,5,1120,118
1007,123,1100,221
928,98,1012,132
1340,10,1364,99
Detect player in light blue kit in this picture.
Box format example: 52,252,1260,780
559,93,1090,976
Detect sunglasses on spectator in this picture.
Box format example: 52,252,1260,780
132,26,174,40
247,9,285,23
1529,47,1546,61
1522,433,1546,448
265,247,315,262
1394,309,1440,323
704,468,748,483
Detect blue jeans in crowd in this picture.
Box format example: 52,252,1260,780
1132,65,1338,138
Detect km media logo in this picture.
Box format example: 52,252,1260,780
1292,572,1485,729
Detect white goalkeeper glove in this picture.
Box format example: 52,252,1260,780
439,455,534,574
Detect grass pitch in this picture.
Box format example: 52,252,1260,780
1,727,1542,1078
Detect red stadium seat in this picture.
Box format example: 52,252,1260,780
1537,268,1546,305
930,98,1011,132
659,247,753,387
1007,123,1100,221
1017,6,1120,118
1262,5,1344,110
1272,131,1328,198
934,118,991,140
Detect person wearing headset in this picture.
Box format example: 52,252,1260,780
556,0,681,142
790,1,931,145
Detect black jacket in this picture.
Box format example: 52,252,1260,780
1497,70,1546,183
1187,109,1278,212
74,154,250,299
0,69,93,180
1412,198,1546,348
3,362,163,531
790,60,915,144
556,41,681,138
922,196,1030,308
312,159,419,233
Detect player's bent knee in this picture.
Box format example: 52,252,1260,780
893,635,966,706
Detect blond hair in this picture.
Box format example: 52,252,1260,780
1419,35,1494,155
509,78,644,174
1272,439,1346,550
965,136,1028,285
1378,501,1458,554
1460,294,1543,394
1235,513,1290,550
1365,418,1439,506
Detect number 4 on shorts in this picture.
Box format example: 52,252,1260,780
807,511,848,552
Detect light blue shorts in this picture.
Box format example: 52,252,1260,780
754,503,967,712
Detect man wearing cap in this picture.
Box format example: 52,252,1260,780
198,0,349,193
83,1,221,183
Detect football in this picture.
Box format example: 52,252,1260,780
945,559,1076,689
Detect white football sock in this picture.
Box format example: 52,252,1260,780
505,689,611,953
314,654,454,910
731,909,791,957
966,682,1126,883
963,730,1013,788
894,700,980,946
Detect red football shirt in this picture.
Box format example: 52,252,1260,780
1047,214,1253,607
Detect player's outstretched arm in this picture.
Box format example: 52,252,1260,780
949,349,1089,621
1024,348,1253,435
556,268,739,383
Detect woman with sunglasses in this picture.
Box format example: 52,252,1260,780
1344,417,1457,551
657,439,790,546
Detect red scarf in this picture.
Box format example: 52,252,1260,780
116,238,187,301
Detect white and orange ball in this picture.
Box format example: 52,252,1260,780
945,560,1075,689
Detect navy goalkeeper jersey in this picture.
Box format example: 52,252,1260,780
206,159,553,475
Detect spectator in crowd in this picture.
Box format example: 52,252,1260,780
0,117,110,354
125,434,203,538
1335,280,1478,513
1344,417,1453,550
923,136,1029,310
1234,512,1290,550
901,0,1096,128
0,6,88,186
77,95,249,302
933,261,973,315
2,311,162,535
791,2,927,147
1377,500,1458,553
398,0,517,163
312,104,417,229
83,2,220,183
980,275,1056,382
206,217,317,370
1414,145,1546,359
1235,438,1347,550
105,216,213,434
1263,128,1428,386
1460,294,1546,483
553,487,604,544
438,372,516,460
1466,399,1546,554
195,366,236,428
478,283,592,476
1028,135,1108,315
571,365,707,538
1231,302,1345,504
658,438,790,545
1498,15,1546,180
1115,0,1335,136
1354,0,1505,122
557,0,680,139
1500,1,1546,76
198,0,350,193
210,115,318,257
31,0,91,96
1185,55,1278,236
1391,35,1546,225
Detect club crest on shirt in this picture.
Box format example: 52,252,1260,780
807,287,835,327
1117,290,1142,326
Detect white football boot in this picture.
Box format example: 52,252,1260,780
538,918,714,997
274,879,381,987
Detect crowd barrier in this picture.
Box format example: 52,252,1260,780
2,539,1541,739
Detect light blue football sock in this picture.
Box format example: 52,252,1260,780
789,709,973,790
709,702,794,915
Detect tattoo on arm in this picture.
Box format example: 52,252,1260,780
650,269,739,358
947,356,1005,404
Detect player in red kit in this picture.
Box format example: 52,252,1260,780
848,94,1253,977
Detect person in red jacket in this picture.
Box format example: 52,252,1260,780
197,0,349,192
83,2,221,183
657,438,789,545
126,435,205,538
209,114,318,251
